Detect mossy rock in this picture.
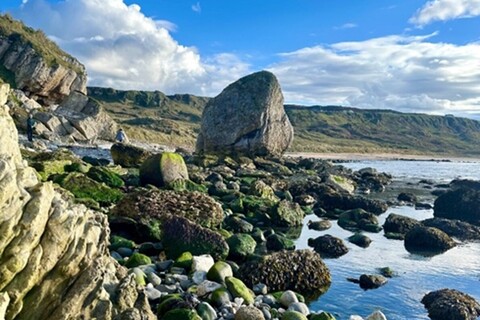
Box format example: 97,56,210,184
64,162,91,173
249,180,279,201
225,277,254,305
74,197,100,210
226,234,256,261
110,235,136,251
55,172,123,205
281,311,308,320
271,291,305,303
163,309,202,320
207,261,233,284
272,200,305,227
338,209,380,232
32,159,72,181
157,296,188,318
266,234,295,251
310,312,337,320
174,251,193,270
124,252,151,268
139,152,189,188
169,179,208,193
86,166,125,188
210,287,232,307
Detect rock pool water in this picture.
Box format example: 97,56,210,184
296,160,480,319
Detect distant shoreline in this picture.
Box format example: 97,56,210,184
286,152,480,162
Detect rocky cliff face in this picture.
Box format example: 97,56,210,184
196,71,294,157
0,83,153,319
0,15,87,105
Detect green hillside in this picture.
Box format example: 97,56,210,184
89,87,480,157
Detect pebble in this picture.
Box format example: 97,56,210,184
280,290,298,307
110,251,123,261
253,283,268,295
146,272,162,286
192,254,215,273
116,247,133,257
263,294,277,306
170,266,185,274
288,302,310,315
156,260,173,271
145,286,162,301
156,284,177,294
193,270,208,284
197,280,223,296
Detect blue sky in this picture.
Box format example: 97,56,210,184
1,0,480,117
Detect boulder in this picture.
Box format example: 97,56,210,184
422,289,480,320
383,213,421,236
235,306,266,320
161,216,229,260
196,71,294,157
110,189,224,240
272,200,305,227
225,276,255,305
238,250,331,296
0,102,155,319
207,261,233,284
111,143,152,168
422,217,480,241
404,226,456,255
139,152,189,187
338,208,381,233
348,233,372,248
359,274,388,290
434,182,480,225
308,235,349,258
307,219,332,231
227,233,257,261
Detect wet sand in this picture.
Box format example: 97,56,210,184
286,152,480,162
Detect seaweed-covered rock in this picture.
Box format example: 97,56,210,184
110,189,224,232
434,183,480,225
348,233,372,248
308,235,349,258
235,306,266,320
227,234,256,261
162,216,229,260
125,253,152,268
139,152,189,187
272,200,305,227
266,233,295,251
86,166,124,188
383,213,421,235
163,309,202,320
111,143,152,168
250,180,279,201
238,250,331,296
404,226,456,255
422,218,480,241
359,274,388,290
307,220,332,231
281,311,308,320
422,289,480,320
55,172,123,205
338,209,381,232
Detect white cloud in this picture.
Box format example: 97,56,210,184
192,2,201,13
13,0,249,96
268,34,480,116
410,0,480,26
334,23,358,30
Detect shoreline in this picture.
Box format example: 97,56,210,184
286,152,480,162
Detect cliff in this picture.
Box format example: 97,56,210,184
0,14,86,105
0,83,153,319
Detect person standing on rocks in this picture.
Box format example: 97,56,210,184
115,128,128,143
27,113,35,142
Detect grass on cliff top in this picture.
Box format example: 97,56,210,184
0,14,84,75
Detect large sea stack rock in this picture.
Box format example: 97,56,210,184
0,83,154,319
0,15,87,105
434,180,480,225
196,71,294,157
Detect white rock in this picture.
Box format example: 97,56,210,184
0,292,10,320
288,302,310,315
0,84,10,106
192,254,215,273
279,290,298,308
366,310,387,320
350,316,364,320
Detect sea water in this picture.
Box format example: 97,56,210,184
296,160,480,319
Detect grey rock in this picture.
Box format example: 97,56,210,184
146,272,162,286
287,302,310,315
279,290,298,307
156,260,174,271
253,283,268,295
196,71,294,157
235,306,266,320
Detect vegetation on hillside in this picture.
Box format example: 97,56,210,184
91,87,480,157
0,14,83,74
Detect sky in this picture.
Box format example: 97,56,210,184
1,0,480,118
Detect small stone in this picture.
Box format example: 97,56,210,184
145,286,162,301
116,247,133,258
280,290,298,307
197,280,223,296
281,310,308,320
253,283,268,295
156,260,174,271
146,271,162,286
193,270,208,284
170,266,185,274
263,294,277,306
180,278,194,290
365,310,387,320
235,306,266,320
156,284,177,294
110,251,123,261
288,302,310,315
192,254,215,273
131,268,146,286
197,302,218,320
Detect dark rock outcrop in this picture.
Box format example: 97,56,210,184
422,218,480,241
110,143,152,168
359,274,388,290
308,235,349,258
404,226,456,255
338,208,381,232
434,181,480,225
196,71,294,157
238,250,331,297
383,213,421,235
422,289,480,320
